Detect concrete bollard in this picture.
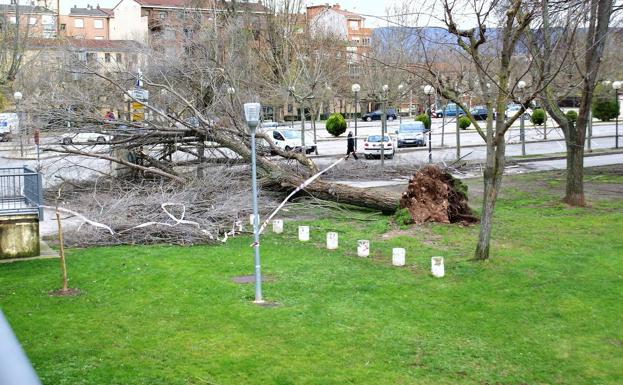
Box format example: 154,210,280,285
298,226,309,241
272,219,283,234
357,240,370,257
326,232,338,249
392,248,406,266
431,256,445,278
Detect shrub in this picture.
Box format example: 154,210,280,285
565,110,578,123
415,114,430,130
458,116,471,130
531,108,546,125
325,113,347,137
592,99,619,122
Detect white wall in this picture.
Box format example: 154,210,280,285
109,0,148,43
310,9,347,39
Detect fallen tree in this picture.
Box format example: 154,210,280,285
399,165,478,225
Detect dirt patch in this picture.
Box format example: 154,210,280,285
232,274,277,284
400,165,478,225
48,288,81,297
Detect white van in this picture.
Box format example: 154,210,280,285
263,128,317,154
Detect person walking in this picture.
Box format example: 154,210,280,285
345,131,358,160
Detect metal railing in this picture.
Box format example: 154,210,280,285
0,166,43,220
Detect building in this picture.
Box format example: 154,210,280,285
0,4,56,38
109,0,267,44
306,3,372,64
59,5,113,40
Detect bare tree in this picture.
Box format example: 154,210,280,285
526,0,615,206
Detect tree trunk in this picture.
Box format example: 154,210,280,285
564,125,586,206
265,175,400,214
474,134,506,260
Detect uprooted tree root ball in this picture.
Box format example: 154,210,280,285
399,165,479,225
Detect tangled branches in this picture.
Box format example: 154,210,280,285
47,166,280,246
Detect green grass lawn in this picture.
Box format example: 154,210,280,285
1,171,622,385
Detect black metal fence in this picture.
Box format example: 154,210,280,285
0,167,43,220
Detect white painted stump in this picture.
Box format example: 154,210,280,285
326,232,338,249
392,248,406,266
298,226,310,241
272,219,283,234
431,256,445,278
357,240,370,257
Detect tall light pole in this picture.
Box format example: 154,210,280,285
424,85,434,163
244,102,264,304
381,84,389,167
351,83,360,149
518,80,527,156
398,83,404,126
13,91,23,158
613,81,621,149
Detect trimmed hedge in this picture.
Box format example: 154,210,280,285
566,110,578,123
531,109,546,125
415,114,431,130
458,116,471,130
326,113,347,137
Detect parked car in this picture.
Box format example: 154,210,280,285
0,113,18,142
362,109,397,122
363,134,394,159
469,105,489,121
505,104,532,120
268,129,316,154
60,132,112,145
435,103,466,118
394,121,426,148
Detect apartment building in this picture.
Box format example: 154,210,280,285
59,5,113,40
306,3,372,63
109,0,267,44
0,4,56,38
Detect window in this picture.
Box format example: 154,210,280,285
94,19,103,29
86,52,96,62
116,53,122,63
349,20,359,30
105,53,111,62
272,132,285,141
74,18,84,28
29,17,37,25
159,11,167,19
60,23,66,31
94,36,104,40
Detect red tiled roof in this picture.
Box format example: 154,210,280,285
134,0,267,12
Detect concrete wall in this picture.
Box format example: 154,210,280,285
0,215,40,259
110,0,148,43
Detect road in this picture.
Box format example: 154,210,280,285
1,119,621,186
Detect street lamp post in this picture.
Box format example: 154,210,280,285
424,85,434,163
613,81,621,149
398,83,404,126
244,102,264,304
13,91,23,157
351,83,360,150
381,84,389,167
518,80,527,156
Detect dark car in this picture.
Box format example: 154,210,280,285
362,108,397,122
469,106,489,121
435,103,466,118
